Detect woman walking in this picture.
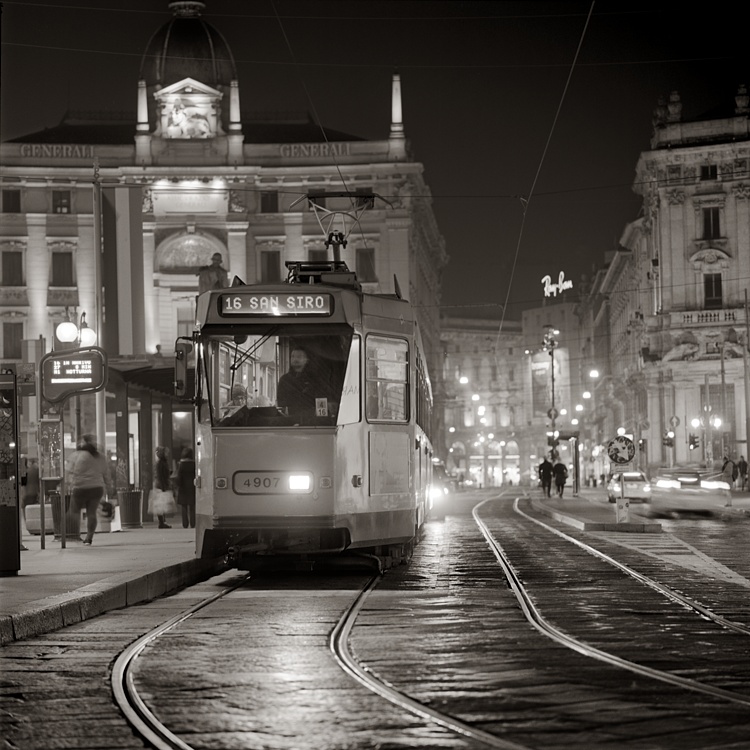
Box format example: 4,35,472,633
68,435,108,545
152,446,172,529
176,447,196,528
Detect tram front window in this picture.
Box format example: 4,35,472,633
206,330,354,427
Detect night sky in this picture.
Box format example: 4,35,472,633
1,1,747,320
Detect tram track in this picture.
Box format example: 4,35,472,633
110,566,530,750
473,495,750,709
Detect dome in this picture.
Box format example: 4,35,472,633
140,2,237,89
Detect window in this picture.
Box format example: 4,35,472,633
52,190,71,214
356,248,377,282
2,322,23,359
704,273,722,309
260,250,281,283
260,191,278,213
50,251,74,286
1,251,23,286
1,189,21,213
702,207,721,240
700,165,718,181
365,335,409,422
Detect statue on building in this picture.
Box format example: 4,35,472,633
198,252,229,294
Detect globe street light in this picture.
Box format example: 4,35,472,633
56,310,97,349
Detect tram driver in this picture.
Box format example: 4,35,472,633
277,347,334,421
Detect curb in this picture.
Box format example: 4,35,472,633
530,498,663,533
0,556,228,645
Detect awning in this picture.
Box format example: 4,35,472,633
116,364,195,400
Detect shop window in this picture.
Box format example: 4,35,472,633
260,250,281,283
50,251,74,286
704,273,722,309
52,190,71,214
1,189,21,213
1,251,23,286
2,321,23,359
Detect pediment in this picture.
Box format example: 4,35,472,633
155,78,221,99
689,247,730,269
153,78,223,139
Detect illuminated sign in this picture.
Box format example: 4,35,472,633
541,271,574,298
40,348,108,404
219,293,333,317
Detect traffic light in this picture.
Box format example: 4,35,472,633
662,430,674,448
638,438,647,453
689,433,700,450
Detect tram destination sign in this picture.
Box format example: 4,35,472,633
40,347,108,404
219,292,333,317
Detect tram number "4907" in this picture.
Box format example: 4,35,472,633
233,471,313,494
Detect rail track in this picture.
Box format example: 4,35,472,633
474,496,750,707
109,493,750,749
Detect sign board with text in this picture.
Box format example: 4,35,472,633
40,347,108,404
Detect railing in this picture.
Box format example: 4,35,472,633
673,307,746,327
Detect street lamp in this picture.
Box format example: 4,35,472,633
542,326,559,431
54,310,98,443
56,310,97,349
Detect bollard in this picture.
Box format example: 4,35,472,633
615,495,630,523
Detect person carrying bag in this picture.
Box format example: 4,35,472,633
148,446,176,528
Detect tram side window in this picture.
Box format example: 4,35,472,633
365,335,408,422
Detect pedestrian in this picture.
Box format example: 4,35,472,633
175,447,196,529
553,460,568,498
538,456,553,497
738,455,748,491
67,434,108,545
20,457,39,550
722,455,737,489
150,446,174,529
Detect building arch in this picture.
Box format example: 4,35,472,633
155,231,226,274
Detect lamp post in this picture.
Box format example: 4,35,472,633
543,326,559,432
55,311,98,442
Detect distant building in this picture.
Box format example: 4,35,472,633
0,1,447,490
578,86,750,474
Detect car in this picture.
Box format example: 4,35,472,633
649,468,732,516
428,464,451,519
606,470,651,503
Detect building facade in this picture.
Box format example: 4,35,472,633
574,86,750,478
0,1,447,493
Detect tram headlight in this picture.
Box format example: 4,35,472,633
289,474,311,491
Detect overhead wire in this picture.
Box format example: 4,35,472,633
492,1,595,357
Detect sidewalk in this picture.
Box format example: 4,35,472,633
1,523,226,645
530,485,750,532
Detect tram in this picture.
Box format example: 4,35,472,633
175,258,436,569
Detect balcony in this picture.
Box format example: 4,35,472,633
671,307,745,328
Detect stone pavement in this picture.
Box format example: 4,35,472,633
2,485,748,646
0,522,225,645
